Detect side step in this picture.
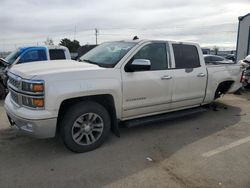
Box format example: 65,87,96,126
124,107,207,128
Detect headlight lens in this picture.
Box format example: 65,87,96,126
22,96,44,108
22,81,44,93
21,80,45,108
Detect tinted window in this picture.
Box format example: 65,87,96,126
132,43,168,70
5,50,20,64
173,44,200,69
204,56,211,62
211,56,224,61
19,50,47,63
49,49,66,60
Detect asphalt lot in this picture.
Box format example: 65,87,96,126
0,91,250,188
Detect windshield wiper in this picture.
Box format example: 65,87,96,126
80,59,106,68
81,59,98,65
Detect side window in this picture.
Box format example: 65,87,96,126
204,56,211,62
132,43,168,70
211,56,224,61
173,44,200,69
49,49,66,60
19,50,47,63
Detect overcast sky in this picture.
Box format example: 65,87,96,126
0,0,250,51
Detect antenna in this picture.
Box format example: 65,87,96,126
95,28,99,45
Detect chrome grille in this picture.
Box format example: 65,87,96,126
8,75,21,89
10,90,19,105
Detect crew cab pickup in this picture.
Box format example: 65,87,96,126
4,40,242,152
0,45,71,98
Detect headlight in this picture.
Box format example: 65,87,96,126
21,80,45,108
22,96,44,108
22,81,44,93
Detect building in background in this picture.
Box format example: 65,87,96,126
236,13,250,62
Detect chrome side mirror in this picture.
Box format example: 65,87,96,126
126,59,151,72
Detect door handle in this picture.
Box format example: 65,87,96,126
197,73,206,77
161,75,172,80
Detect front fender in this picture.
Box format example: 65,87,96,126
44,78,122,119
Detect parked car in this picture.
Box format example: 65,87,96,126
4,40,242,152
204,55,234,64
0,45,71,99
225,54,236,62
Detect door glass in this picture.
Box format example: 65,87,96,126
173,44,200,69
19,50,46,63
211,56,224,61
132,43,168,70
49,49,66,60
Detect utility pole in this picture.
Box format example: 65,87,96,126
95,28,98,45
74,25,76,41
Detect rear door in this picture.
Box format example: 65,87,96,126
121,42,173,119
170,43,207,109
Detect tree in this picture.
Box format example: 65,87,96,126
44,37,54,45
59,38,80,53
213,46,219,55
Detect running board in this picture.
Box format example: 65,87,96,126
124,107,207,128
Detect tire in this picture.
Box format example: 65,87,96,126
61,101,111,153
0,82,5,99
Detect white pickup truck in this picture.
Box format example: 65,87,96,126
4,40,242,152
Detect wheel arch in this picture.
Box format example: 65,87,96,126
214,80,235,99
56,94,120,137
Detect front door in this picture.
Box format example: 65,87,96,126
121,42,173,119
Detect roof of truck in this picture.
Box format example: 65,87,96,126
18,45,68,51
115,39,197,45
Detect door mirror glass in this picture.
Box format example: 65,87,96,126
126,59,151,72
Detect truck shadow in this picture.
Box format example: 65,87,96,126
0,101,243,187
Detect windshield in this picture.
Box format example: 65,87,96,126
79,42,136,68
5,50,20,64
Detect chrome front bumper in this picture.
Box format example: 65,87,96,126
5,104,57,139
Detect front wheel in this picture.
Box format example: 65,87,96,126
61,101,111,153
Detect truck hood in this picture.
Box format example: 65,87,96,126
9,60,103,79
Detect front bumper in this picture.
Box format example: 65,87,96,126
4,96,57,138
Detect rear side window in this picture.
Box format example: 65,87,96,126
173,44,200,69
49,49,66,60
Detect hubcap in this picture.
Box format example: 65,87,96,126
71,113,104,145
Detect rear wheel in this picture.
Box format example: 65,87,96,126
0,82,5,99
61,101,111,153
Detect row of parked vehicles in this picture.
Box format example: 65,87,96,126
1,40,247,152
